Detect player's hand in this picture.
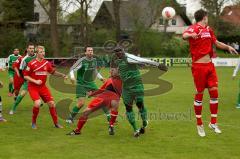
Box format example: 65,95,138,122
158,64,168,72
63,75,68,80
35,80,42,85
191,33,198,39
101,78,107,83
228,46,238,55
70,78,76,84
0,81,3,88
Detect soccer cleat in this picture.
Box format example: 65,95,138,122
197,125,206,137
134,130,140,138
236,104,240,109
0,117,7,122
208,123,222,134
54,123,63,128
9,110,14,115
108,126,115,135
66,130,81,136
140,120,148,134
32,123,37,129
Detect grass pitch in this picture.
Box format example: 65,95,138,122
0,67,239,159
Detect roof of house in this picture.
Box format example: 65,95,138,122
93,0,191,30
221,5,240,26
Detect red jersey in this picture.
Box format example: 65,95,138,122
12,56,23,70
90,77,122,100
183,23,217,62
24,59,55,87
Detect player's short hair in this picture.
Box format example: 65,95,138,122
35,45,45,53
194,9,208,22
27,42,34,48
84,46,93,52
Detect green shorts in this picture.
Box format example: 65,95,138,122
76,81,98,98
8,69,15,78
122,84,144,105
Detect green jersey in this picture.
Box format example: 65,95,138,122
20,54,36,71
7,54,21,71
70,56,103,84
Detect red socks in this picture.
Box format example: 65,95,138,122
109,110,118,127
194,93,203,125
32,106,40,124
49,107,58,125
209,89,218,124
75,116,88,133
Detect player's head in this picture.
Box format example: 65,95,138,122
194,9,208,24
113,46,124,59
110,67,119,77
84,46,93,58
36,45,45,60
13,48,19,55
27,43,35,55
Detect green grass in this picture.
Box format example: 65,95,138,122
0,67,240,159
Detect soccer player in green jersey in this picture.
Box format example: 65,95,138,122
111,47,167,137
66,46,108,123
6,48,21,96
9,43,35,115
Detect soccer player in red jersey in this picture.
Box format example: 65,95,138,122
67,67,122,136
183,9,238,137
24,46,68,129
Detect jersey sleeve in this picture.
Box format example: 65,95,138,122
126,53,160,67
47,61,55,74
209,27,217,44
183,25,196,35
19,59,26,70
69,57,84,79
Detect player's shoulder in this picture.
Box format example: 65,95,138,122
28,59,38,65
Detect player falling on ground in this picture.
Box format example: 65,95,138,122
66,46,109,124
183,9,238,137
111,47,168,137
232,59,240,109
6,48,21,97
24,46,68,129
9,44,36,115
67,67,122,135
0,80,7,122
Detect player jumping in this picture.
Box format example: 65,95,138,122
183,9,238,137
67,67,122,135
24,46,68,129
111,46,168,137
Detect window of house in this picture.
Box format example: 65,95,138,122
34,12,39,22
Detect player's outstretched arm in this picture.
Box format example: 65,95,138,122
24,76,42,85
215,41,238,55
53,71,68,80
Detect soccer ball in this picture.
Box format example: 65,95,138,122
162,7,176,20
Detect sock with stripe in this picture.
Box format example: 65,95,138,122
209,89,218,124
194,93,203,125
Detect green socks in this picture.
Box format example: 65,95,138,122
126,111,138,131
9,83,14,93
139,107,148,127
12,95,23,111
70,106,81,119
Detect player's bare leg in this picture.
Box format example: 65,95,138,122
47,101,63,128
208,87,221,134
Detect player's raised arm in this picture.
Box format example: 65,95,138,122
215,41,238,55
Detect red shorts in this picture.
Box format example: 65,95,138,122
191,62,218,92
13,75,24,91
88,92,120,110
28,85,54,103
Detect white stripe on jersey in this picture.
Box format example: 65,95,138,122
33,61,49,72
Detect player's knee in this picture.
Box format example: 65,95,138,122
209,89,218,99
20,90,27,96
34,100,41,107
125,104,133,112
136,102,144,110
48,101,55,108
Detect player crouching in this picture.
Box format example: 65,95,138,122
24,46,68,129
67,67,122,136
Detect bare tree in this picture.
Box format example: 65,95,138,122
112,0,121,42
37,0,60,57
